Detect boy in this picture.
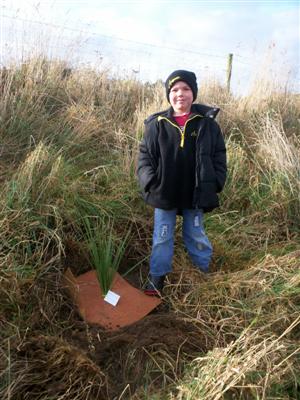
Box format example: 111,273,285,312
137,70,227,296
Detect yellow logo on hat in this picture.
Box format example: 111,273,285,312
168,76,181,88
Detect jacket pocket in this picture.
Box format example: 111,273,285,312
199,155,217,182
148,158,162,192
193,182,219,209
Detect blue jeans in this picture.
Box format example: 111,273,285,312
150,208,212,276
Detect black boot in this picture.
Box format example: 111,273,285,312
144,275,165,296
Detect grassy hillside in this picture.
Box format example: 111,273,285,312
0,58,299,400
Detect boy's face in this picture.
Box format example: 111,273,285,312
169,81,193,115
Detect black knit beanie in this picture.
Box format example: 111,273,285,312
165,70,198,102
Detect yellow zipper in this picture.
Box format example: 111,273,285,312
158,114,202,148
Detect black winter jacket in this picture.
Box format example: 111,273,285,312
137,104,227,212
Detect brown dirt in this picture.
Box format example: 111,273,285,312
65,312,211,398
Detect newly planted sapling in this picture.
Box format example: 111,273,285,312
82,216,130,296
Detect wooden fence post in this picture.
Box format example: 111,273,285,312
226,53,233,92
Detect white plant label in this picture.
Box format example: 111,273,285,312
104,290,120,306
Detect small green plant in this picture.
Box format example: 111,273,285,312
82,216,130,296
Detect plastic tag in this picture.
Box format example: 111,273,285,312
104,290,120,306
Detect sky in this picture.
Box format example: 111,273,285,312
1,0,299,95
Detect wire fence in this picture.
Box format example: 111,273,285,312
1,13,298,95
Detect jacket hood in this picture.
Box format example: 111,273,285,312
144,103,220,125
191,104,220,119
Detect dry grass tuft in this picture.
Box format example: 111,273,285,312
174,251,300,335
170,252,300,399
175,317,299,400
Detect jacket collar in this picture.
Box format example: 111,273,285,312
166,103,220,120
144,103,220,125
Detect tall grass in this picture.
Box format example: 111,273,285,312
0,56,299,399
